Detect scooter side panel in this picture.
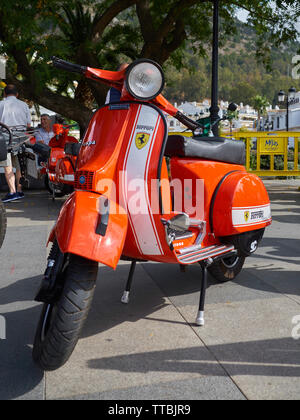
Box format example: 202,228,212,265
54,191,128,269
169,158,246,246
212,172,272,236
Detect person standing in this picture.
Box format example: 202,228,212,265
35,114,54,145
0,85,31,202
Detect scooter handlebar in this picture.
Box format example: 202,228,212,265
52,57,87,75
174,111,200,132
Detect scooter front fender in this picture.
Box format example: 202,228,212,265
51,191,128,269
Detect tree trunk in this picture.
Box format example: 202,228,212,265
6,73,93,134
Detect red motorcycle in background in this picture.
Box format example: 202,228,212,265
34,123,79,199
32,57,272,371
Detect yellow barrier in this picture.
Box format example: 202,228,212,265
233,132,300,177
170,131,300,177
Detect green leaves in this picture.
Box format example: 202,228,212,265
252,94,270,116
0,0,299,127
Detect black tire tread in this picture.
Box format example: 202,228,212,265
208,255,246,283
44,175,68,198
33,254,98,371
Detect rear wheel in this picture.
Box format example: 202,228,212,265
0,201,7,248
32,254,98,371
208,254,245,283
44,175,70,198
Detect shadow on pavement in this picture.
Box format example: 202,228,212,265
259,237,300,260
2,190,63,223
87,337,300,378
0,304,44,400
0,274,44,400
267,188,300,224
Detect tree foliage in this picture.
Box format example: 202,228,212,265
165,20,300,108
0,0,299,130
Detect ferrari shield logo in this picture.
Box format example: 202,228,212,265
135,132,150,150
244,211,250,222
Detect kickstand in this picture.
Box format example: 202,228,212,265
195,261,208,326
121,261,137,304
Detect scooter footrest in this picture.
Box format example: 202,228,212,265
176,244,235,264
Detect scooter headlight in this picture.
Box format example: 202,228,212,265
125,59,164,101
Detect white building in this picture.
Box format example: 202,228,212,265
261,91,300,131
167,101,210,132
166,100,258,133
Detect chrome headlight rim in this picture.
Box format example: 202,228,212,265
125,59,165,101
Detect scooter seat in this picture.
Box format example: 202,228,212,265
164,135,246,165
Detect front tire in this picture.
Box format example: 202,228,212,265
208,255,245,283
0,201,7,248
32,254,98,371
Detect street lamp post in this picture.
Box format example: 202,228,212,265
278,87,296,131
210,0,219,136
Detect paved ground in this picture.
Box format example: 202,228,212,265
0,180,299,400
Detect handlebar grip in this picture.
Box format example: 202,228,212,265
52,57,87,74
174,111,200,132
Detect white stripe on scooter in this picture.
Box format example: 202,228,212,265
123,105,163,256
122,105,143,255
144,115,163,254
232,204,271,227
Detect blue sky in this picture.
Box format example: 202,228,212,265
236,9,249,22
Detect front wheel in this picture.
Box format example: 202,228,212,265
32,254,98,371
208,254,245,283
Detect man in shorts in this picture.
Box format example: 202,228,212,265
0,85,31,202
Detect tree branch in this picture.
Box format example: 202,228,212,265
228,0,284,25
154,0,202,41
6,71,93,130
92,0,136,39
136,0,154,43
160,18,187,62
139,0,204,62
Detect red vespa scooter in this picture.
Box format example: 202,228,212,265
37,123,79,199
32,57,271,371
